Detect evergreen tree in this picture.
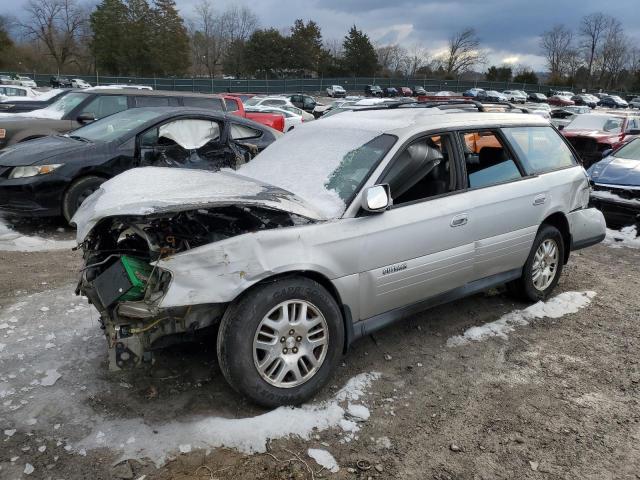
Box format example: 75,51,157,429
485,65,512,82
151,0,190,75
0,16,13,69
121,0,154,75
244,29,288,77
289,19,323,74
342,25,377,75
513,69,539,84
90,0,128,74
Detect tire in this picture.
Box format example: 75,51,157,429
507,224,565,302
217,276,344,408
62,176,105,223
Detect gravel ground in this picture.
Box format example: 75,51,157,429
0,220,639,480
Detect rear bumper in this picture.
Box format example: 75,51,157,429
568,207,607,250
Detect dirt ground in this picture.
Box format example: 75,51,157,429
1,218,639,480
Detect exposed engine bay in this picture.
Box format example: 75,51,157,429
77,205,310,370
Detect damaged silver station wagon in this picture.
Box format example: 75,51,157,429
73,107,606,407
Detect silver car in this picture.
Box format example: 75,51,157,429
74,108,606,407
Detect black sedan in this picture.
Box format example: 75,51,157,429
0,107,281,222
598,95,628,109
528,92,547,103
50,76,72,88
572,94,597,108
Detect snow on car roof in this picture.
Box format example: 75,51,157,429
320,108,549,137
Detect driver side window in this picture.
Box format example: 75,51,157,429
381,134,455,206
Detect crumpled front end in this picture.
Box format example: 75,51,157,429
76,205,312,370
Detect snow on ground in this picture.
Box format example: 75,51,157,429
603,226,640,249
447,291,596,347
307,448,339,473
0,218,76,252
0,286,381,468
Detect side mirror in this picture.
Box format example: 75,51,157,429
558,124,565,131
77,113,96,124
361,184,391,212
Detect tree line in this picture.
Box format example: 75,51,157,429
0,0,639,92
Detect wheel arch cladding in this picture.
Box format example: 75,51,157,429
255,270,351,353
541,212,570,264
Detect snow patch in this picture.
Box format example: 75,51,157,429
77,372,380,465
346,403,370,421
0,218,75,252
603,226,640,249
447,291,596,346
40,369,61,387
307,448,339,473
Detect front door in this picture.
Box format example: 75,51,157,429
357,133,476,319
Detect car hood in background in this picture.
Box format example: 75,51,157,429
591,156,640,186
72,167,327,242
0,135,93,166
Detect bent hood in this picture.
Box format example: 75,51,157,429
0,135,91,166
592,156,640,186
72,167,327,243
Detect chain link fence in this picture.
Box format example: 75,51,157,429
2,72,634,97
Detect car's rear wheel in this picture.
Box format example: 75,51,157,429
217,276,344,407
62,175,105,223
507,224,564,302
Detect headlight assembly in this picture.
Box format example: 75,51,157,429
9,164,62,179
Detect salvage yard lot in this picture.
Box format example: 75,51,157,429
0,219,638,479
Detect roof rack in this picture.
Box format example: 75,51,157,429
354,99,528,113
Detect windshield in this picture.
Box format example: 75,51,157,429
566,115,624,133
614,138,640,160
30,92,89,119
68,109,162,142
235,125,397,217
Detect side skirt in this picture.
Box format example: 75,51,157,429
349,268,522,343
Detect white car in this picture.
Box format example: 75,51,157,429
71,78,92,88
0,85,39,98
326,85,346,98
105,84,153,90
503,90,527,104
246,105,304,132
244,96,293,108
280,104,314,122
14,76,37,88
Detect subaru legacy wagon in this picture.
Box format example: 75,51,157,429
73,108,606,407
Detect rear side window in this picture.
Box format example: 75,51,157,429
82,95,128,119
225,99,239,112
134,96,176,107
502,126,575,174
459,131,522,188
230,123,262,140
182,97,224,111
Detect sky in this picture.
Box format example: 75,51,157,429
3,0,640,71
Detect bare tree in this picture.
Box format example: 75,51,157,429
597,18,627,88
20,0,88,72
405,43,429,77
324,38,343,59
540,24,573,79
443,28,486,76
579,12,610,85
190,1,257,77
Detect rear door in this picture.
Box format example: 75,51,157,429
454,129,544,280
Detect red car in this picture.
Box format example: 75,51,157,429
562,113,640,168
222,95,285,132
398,87,413,97
548,94,575,107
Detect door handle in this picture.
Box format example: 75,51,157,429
533,194,546,206
450,213,468,227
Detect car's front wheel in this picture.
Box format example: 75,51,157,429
62,175,105,223
217,276,344,407
507,224,564,302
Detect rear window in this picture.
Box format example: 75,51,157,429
225,98,239,112
181,97,224,111
502,126,575,174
